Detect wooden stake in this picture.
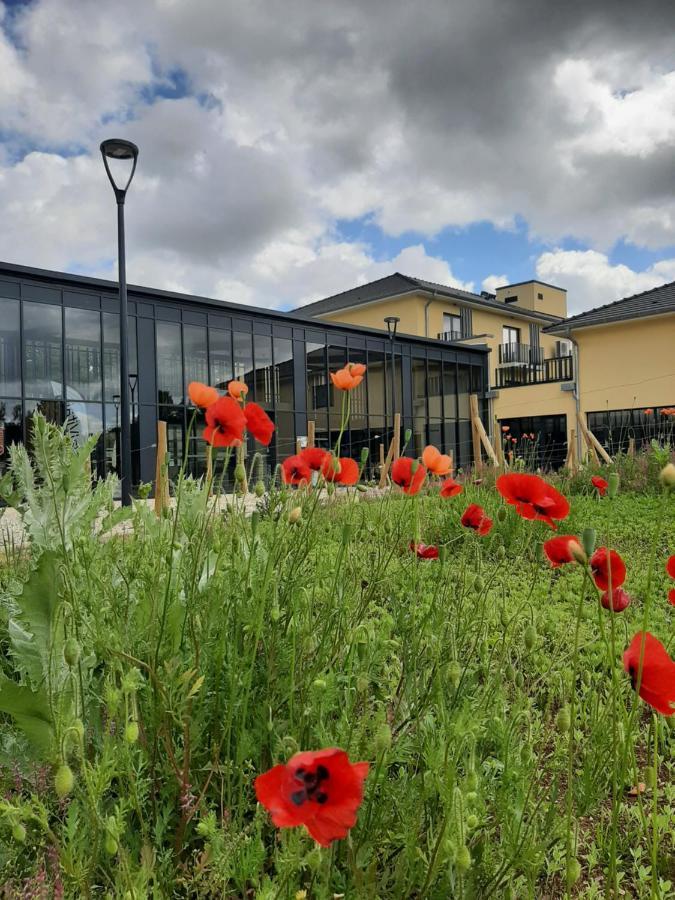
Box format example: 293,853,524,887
295,437,302,455
307,420,315,449
469,394,483,472
379,433,396,488
154,420,169,516
628,437,635,458
493,421,505,468
392,412,401,460
565,428,578,473
576,412,611,465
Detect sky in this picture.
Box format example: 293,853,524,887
0,0,674,316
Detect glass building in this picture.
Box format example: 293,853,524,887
0,262,489,488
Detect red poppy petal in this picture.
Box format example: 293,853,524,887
669,588,675,606
667,555,675,580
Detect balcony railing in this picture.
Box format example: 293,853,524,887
437,330,467,342
493,354,573,388
498,342,544,366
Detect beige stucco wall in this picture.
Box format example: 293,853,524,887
575,314,675,414
495,281,567,318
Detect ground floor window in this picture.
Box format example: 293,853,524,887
498,414,567,470
587,406,675,456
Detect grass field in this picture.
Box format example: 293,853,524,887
0,417,674,898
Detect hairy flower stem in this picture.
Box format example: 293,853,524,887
651,714,660,900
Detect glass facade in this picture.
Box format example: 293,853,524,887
587,407,675,456
0,267,488,490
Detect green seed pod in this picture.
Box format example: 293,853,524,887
374,724,392,754
63,637,81,668
582,527,596,558
465,769,478,791
566,857,581,885
447,660,462,688
254,480,265,498
456,845,472,872
465,791,478,804
473,575,484,592
496,507,507,523
326,482,335,496
556,706,571,733
515,671,524,688
645,766,657,789
466,814,478,830
607,472,620,499
11,823,26,843
234,464,246,484
411,459,419,475
360,447,369,466
357,483,368,492
312,678,327,692
104,834,118,857
520,745,531,765
505,663,516,682
404,428,412,444
125,721,139,744
496,545,506,560
524,624,537,651
54,764,74,799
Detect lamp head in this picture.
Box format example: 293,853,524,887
100,138,139,198
384,315,400,339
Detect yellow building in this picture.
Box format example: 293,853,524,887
298,273,675,466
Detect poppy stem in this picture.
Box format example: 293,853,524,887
650,713,660,900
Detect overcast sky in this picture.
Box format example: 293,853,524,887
1,0,674,315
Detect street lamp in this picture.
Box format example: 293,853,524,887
383,316,400,448
100,138,139,505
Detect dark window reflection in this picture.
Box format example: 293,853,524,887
65,307,102,402
158,405,184,482
209,329,232,389
0,399,22,476
156,322,182,405
0,299,21,396
273,338,294,410
23,302,63,399
306,342,327,413
233,331,254,392
25,399,65,458
254,335,273,408
183,325,208,389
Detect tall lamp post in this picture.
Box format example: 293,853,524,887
100,138,139,506
384,316,400,448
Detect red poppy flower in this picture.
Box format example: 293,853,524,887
440,478,463,498
300,447,330,471
244,402,275,446
188,381,219,409
669,589,675,606
321,456,359,485
255,748,369,846
601,587,631,612
590,547,626,591
591,476,608,496
644,408,653,416
543,535,581,567
390,458,426,495
203,396,247,447
281,455,312,486
623,632,675,716
529,432,535,439
501,425,510,433
422,445,452,476
496,473,570,529
667,555,675,579
460,504,493,536
409,541,439,559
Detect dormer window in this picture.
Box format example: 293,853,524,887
537,292,544,300
504,295,518,304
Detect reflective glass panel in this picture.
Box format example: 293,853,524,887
233,331,254,392
23,302,63,399
156,322,183,405
65,307,102,401
0,399,22,476
273,338,294,411
183,325,208,390
0,298,20,396
209,329,232,390
254,335,273,408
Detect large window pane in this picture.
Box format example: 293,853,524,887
307,342,327,413
158,405,184,482
23,302,62,399
254,335,273,408
102,314,137,401
156,322,182,405
65,307,102,402
366,348,387,419
183,325,208,389
327,346,346,421
209,329,232,390
25,399,64,457
0,399,22,476
457,366,470,419
273,338,294,411
412,356,426,426
442,362,458,421
233,331,254,392
428,359,442,419
0,299,20,396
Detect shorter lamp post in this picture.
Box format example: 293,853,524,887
100,138,139,506
384,316,400,447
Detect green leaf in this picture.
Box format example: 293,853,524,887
9,551,62,684
0,674,55,758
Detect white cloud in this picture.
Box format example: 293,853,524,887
482,274,509,294
536,249,675,314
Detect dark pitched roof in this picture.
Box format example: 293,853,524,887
295,272,564,324
545,280,675,333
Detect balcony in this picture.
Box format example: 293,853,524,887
498,342,544,366
494,351,573,389
437,330,468,342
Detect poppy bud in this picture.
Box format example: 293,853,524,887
506,663,516,682
465,769,478,791
520,745,531,765
404,428,412,444
473,575,484,592
125,721,139,744
524,624,537,651
288,506,302,525
466,814,478,830
566,857,581,885
496,545,506,560
234,464,246,484
357,483,368,492
660,463,675,488
326,482,335,495
535,542,544,562
360,447,369,466
63,637,80,668
465,791,478,803
556,706,571,733
254,481,265,497
312,678,327,692
374,723,392,754
645,765,657,789
54,764,74,799
411,459,419,475
497,507,507,523
456,845,472,872
356,675,369,693
515,671,524,688
105,834,118,856
447,660,462,688
582,528,596,558
500,609,509,628
570,540,588,565
270,599,280,622
607,472,620,498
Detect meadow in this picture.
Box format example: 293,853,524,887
0,385,674,898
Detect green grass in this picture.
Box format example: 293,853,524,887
0,419,674,898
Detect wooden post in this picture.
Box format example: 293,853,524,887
378,443,385,476
565,429,578,473
469,394,483,472
307,420,315,449
154,420,169,516
205,444,213,496
493,423,505,469
392,412,401,461
295,437,302,455
576,412,612,465
628,437,635,457
472,406,498,466
379,434,396,488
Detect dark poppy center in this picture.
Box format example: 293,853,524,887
290,764,330,806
